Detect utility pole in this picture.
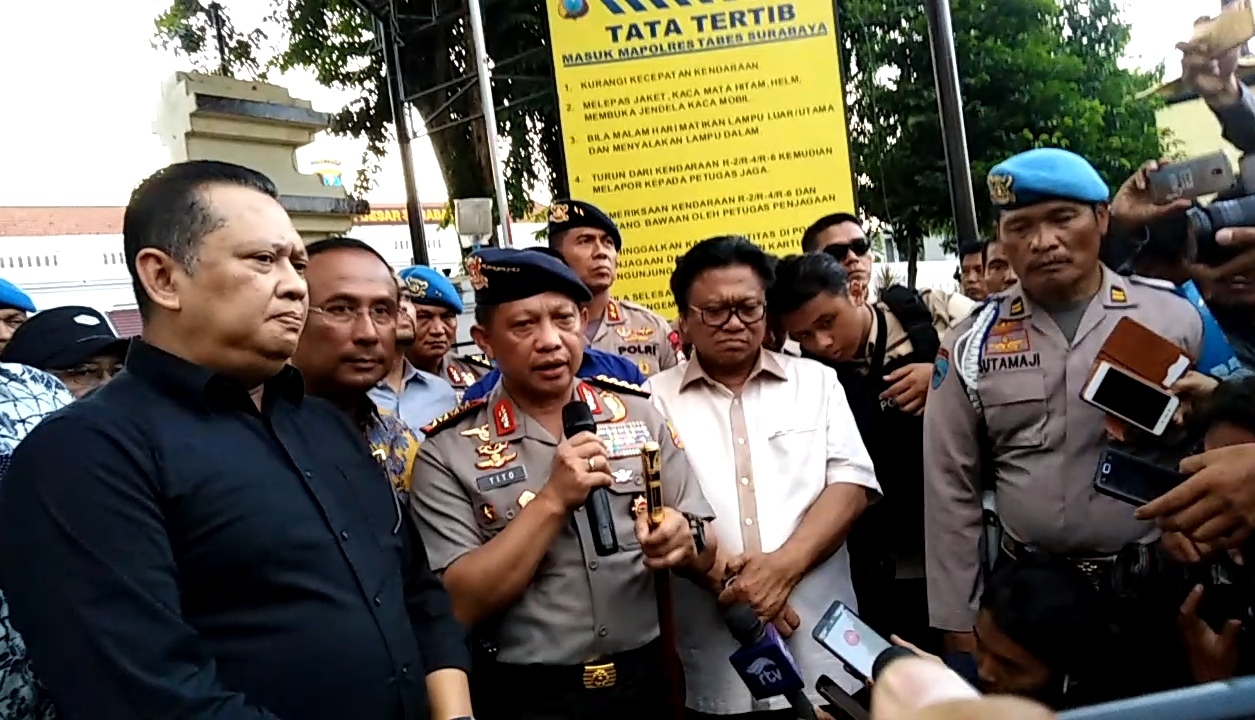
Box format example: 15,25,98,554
207,2,230,76
466,0,514,246
379,19,431,265
923,0,980,248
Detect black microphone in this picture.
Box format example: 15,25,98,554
561,401,618,557
723,604,816,720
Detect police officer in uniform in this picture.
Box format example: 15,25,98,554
924,149,1204,670
410,248,717,720
398,264,494,401
547,200,679,377
769,251,973,644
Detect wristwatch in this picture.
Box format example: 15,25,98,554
683,512,707,553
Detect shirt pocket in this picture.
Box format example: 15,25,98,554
603,456,647,550
766,426,820,455
980,372,1048,449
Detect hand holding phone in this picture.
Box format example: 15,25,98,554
1093,447,1188,507
812,601,894,682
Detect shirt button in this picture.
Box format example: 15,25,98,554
598,626,608,637
402,663,411,675
340,531,349,541
374,596,382,606
740,477,749,486
736,437,745,445
304,471,312,478
588,561,599,571
744,518,754,526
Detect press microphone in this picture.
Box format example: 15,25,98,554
561,401,618,556
724,604,816,720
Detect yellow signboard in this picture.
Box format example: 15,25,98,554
546,0,856,313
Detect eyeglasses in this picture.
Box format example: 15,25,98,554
690,301,766,328
823,238,871,259
60,362,120,382
310,303,397,326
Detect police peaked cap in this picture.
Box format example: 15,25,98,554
547,200,622,250
465,247,593,307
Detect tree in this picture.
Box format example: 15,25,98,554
153,0,561,222
155,0,1163,268
837,0,1166,278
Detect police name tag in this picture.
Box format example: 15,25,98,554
475,465,528,492
596,420,653,459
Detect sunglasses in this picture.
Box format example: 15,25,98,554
823,238,871,259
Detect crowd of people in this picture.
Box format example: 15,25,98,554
0,17,1255,720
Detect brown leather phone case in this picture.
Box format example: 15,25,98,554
1088,317,1195,441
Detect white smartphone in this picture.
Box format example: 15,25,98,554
1081,361,1180,436
812,600,893,681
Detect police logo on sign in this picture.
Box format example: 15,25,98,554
558,0,589,19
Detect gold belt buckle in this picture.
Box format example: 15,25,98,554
582,662,617,689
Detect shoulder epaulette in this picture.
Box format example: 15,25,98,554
588,374,651,398
462,353,495,370
1127,274,1178,292
421,398,487,436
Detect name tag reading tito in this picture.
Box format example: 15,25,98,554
475,465,528,492
596,420,653,459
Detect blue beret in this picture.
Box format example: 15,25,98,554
0,278,34,313
398,265,464,314
548,200,621,251
987,148,1110,210
466,248,592,307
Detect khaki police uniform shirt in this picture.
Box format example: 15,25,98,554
589,298,678,377
437,353,492,403
858,289,977,368
411,376,713,665
923,269,1204,631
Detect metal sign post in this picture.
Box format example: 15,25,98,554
466,0,514,247
923,0,980,246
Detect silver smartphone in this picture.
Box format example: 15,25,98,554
1148,152,1235,203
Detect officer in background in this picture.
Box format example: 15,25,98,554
923,149,1204,676
547,200,678,376
411,248,717,720
0,278,34,354
958,239,987,301
398,264,493,402
769,251,973,645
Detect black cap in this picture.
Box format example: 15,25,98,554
547,200,622,251
1,306,129,370
466,248,592,307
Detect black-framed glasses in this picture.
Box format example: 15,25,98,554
823,237,871,260
690,301,766,328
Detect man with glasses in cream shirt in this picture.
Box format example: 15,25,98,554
648,236,880,720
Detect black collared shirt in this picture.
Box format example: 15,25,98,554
0,341,469,720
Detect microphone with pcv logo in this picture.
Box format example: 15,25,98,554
724,603,816,720
561,401,618,556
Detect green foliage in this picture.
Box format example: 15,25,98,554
836,0,1166,254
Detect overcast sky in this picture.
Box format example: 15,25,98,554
0,0,1197,207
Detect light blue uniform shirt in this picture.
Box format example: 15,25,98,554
368,360,458,438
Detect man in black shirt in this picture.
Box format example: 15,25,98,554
0,160,472,720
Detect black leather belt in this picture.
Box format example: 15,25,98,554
999,535,1120,589
491,638,662,691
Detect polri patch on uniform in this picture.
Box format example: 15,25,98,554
932,348,950,390
475,465,528,493
596,420,652,459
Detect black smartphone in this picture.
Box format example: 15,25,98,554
812,600,893,682
1093,447,1188,507
816,674,870,720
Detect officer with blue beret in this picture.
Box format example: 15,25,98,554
395,264,492,403
0,278,35,355
923,147,1205,686
411,247,716,720
460,248,647,403
547,200,678,377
